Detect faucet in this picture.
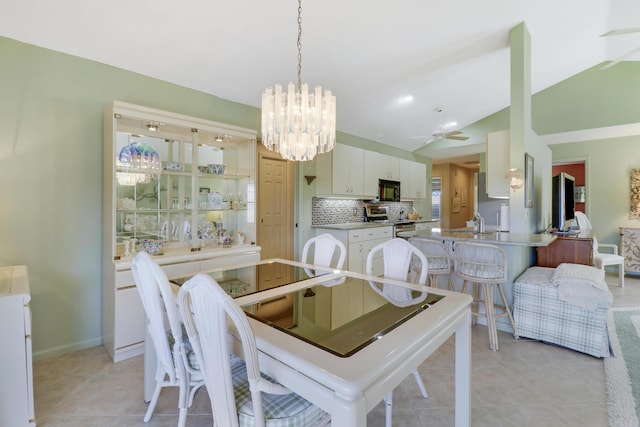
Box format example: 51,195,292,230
472,212,485,233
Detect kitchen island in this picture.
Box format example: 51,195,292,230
397,227,557,247
399,227,557,334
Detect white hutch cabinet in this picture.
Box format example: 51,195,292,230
102,101,260,362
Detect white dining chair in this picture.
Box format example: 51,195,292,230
575,211,625,286
302,233,347,271
177,273,330,427
366,238,429,427
131,252,205,427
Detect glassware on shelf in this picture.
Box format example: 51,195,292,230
116,138,161,186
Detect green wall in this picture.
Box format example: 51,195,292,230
3,33,640,358
0,36,398,358
462,61,640,244
0,36,258,358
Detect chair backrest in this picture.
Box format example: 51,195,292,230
178,274,291,427
574,211,599,254
453,241,507,283
131,251,183,383
366,238,429,307
575,211,592,230
301,233,347,270
408,237,451,273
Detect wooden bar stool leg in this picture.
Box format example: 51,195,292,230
471,282,481,325
429,274,437,288
483,283,499,351
497,284,518,339
447,273,454,291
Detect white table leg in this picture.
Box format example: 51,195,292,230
327,395,367,427
455,309,471,427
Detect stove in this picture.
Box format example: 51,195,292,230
364,206,416,237
393,221,416,237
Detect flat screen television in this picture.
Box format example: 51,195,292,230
552,172,575,231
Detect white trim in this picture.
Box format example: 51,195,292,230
33,337,103,361
542,123,640,145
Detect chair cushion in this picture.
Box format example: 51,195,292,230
457,263,504,280
167,330,200,370
231,361,328,427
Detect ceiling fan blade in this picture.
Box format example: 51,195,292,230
446,135,469,141
443,130,462,137
600,44,640,70
601,27,640,37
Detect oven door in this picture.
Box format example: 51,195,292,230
394,222,416,238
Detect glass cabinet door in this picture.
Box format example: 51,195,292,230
108,103,257,260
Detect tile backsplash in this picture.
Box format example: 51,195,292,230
312,198,414,225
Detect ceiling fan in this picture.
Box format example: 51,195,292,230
600,27,640,70
421,107,469,145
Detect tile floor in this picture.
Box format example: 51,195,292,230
34,272,640,427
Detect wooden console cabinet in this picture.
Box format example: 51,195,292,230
536,232,594,268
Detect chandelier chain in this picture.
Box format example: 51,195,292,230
297,0,302,90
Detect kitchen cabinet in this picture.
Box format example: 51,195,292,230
415,220,440,231
363,151,399,196
316,144,366,198
399,159,427,199
486,130,510,198
317,226,392,328
103,101,261,362
0,265,35,427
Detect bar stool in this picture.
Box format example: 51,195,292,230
453,241,518,351
409,237,454,290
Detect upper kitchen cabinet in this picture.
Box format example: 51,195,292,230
102,101,261,361
486,130,510,198
398,159,427,200
363,151,400,196
316,144,367,198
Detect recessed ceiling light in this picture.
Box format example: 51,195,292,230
146,123,159,131
399,95,414,103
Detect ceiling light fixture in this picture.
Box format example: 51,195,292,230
146,123,159,132
399,95,414,104
261,0,336,161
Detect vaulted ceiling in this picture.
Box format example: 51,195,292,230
2,0,639,160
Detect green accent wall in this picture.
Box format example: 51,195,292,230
0,36,400,358
2,33,639,359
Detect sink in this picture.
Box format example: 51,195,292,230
443,229,494,235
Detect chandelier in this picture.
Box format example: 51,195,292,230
261,0,336,161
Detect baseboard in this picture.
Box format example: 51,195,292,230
32,337,103,361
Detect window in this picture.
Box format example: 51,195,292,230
431,177,441,220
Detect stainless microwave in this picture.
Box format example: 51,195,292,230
378,179,401,202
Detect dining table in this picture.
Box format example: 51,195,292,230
144,257,472,427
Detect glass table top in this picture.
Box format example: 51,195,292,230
243,276,444,358
169,259,336,297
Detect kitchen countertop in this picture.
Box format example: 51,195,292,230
313,219,439,231
398,227,557,247
313,222,394,231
